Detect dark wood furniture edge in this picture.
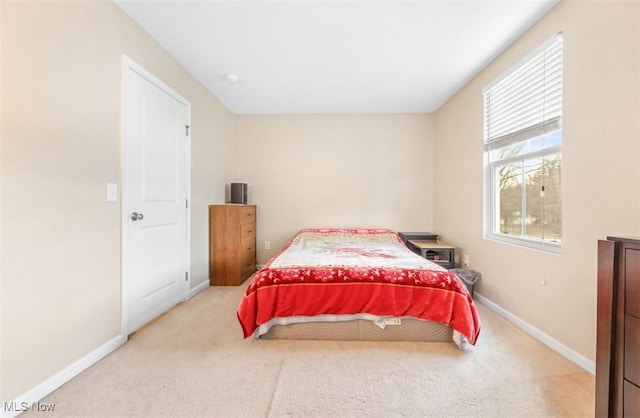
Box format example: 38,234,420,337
596,239,616,418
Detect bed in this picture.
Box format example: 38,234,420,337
236,227,481,349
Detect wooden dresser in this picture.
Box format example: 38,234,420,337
209,205,256,286
597,236,640,417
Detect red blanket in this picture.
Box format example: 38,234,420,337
237,228,480,345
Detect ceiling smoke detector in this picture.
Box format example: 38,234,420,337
225,73,239,83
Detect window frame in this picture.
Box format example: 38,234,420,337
483,34,563,254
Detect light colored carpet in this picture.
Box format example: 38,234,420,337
24,283,594,417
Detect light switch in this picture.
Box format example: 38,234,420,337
107,183,118,202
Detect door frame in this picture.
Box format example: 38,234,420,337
121,55,191,336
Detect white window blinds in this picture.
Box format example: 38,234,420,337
483,33,563,149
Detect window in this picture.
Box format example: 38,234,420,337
483,34,563,253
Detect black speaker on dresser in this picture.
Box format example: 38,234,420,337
230,183,247,205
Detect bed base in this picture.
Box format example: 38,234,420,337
260,318,453,342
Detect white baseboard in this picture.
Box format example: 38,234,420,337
474,293,595,374
190,279,210,298
1,335,125,418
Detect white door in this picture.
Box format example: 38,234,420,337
123,58,190,335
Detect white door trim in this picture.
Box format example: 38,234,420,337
121,55,191,337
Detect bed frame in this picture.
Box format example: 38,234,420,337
261,318,453,343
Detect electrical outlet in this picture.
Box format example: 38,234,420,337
264,241,270,250
463,254,470,267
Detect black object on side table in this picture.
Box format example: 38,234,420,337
398,232,439,254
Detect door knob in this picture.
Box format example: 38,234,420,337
130,212,144,221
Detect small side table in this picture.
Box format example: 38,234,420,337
398,232,438,255
409,240,456,269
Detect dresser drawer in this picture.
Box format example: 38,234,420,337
627,249,640,318
241,262,256,279
240,248,256,278
625,380,640,418
238,206,256,224
240,223,256,243
240,240,255,259
625,314,640,385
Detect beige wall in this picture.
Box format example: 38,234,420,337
3,0,636,406
235,114,435,263
434,0,639,361
0,1,234,402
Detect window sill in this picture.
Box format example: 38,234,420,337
485,233,562,255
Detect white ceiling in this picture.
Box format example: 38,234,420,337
115,0,558,114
